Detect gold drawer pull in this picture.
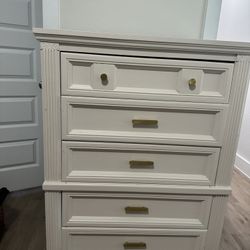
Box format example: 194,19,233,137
124,242,147,249
132,119,158,128
188,78,196,90
125,206,149,214
129,160,154,169
100,73,108,85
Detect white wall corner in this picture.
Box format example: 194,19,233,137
59,0,209,39
42,0,60,29
235,153,250,179
202,0,222,40
217,0,250,42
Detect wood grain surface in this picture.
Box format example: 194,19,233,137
219,170,250,250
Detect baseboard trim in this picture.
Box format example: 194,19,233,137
235,153,250,179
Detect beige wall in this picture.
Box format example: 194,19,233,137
60,0,207,39
217,0,250,178
43,0,222,40
61,0,209,39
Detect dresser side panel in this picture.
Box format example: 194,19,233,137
45,192,62,250
41,42,61,180
216,56,250,185
205,196,228,250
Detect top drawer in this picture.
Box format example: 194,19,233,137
61,53,234,103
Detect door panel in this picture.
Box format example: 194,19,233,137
0,140,38,169
0,98,35,124
0,0,43,191
0,48,34,78
0,0,31,28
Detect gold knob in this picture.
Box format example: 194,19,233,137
100,73,108,85
188,78,196,90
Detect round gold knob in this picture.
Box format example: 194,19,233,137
188,78,196,90
100,73,108,85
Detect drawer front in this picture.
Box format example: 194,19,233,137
61,53,234,103
62,141,220,186
62,229,206,250
61,97,228,146
62,193,212,229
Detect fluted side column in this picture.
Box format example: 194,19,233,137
40,42,61,181
216,56,250,185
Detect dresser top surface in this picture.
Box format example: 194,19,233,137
33,28,250,57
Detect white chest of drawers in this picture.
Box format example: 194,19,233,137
34,29,250,250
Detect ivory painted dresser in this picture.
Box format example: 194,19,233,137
34,29,250,250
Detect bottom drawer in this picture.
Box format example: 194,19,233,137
63,228,206,250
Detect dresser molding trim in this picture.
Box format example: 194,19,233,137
60,46,238,62
62,226,207,235
43,181,231,195
33,28,250,60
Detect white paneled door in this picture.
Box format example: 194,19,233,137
0,0,43,191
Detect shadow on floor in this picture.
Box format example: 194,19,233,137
0,187,46,250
